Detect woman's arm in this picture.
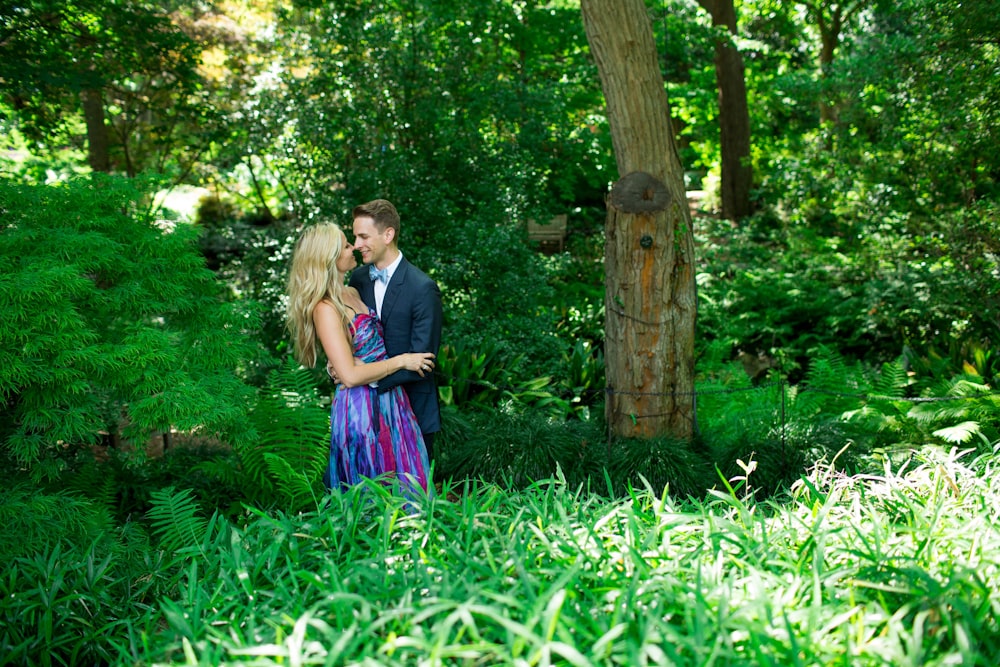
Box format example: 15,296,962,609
314,301,434,388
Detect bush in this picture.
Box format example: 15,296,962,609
0,485,167,666
436,409,606,489
695,199,1000,379
0,176,261,480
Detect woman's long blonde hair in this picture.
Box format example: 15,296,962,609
286,223,354,368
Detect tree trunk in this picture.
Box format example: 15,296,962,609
581,0,697,440
798,0,869,125
817,11,840,124
698,0,753,221
81,89,111,172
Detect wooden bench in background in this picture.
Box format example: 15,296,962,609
527,214,568,252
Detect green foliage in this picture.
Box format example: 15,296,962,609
741,0,1000,217
437,410,605,490
0,544,129,666
0,176,260,479
659,0,727,173
435,336,604,422
607,434,714,500
0,0,210,178
552,339,605,421
711,0,1000,381
838,0,1000,206
696,196,1000,379
196,211,298,384
435,339,512,409
276,0,605,216
732,347,1000,466
0,485,168,667
147,486,210,553
432,347,994,502
0,111,88,184
0,485,114,561
843,367,1000,459
9,451,998,665
693,369,818,498
435,221,567,382
435,350,888,500
172,359,332,515
237,359,330,510
547,225,607,346
103,443,244,523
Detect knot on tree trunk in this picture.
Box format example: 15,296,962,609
609,171,671,213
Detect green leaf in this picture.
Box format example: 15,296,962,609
932,421,981,444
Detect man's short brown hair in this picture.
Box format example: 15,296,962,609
353,199,400,239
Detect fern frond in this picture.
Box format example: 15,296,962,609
795,348,866,418
804,347,850,391
263,454,323,511
233,359,330,508
64,459,117,511
909,378,991,424
147,487,208,552
933,421,982,444
871,358,909,398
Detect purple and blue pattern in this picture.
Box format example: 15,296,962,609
324,310,430,494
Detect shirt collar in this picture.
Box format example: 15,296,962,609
382,251,404,281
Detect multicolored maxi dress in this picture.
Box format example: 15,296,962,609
324,309,430,494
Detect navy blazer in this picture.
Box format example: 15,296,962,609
349,257,443,435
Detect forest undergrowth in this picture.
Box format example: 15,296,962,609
3,443,1000,665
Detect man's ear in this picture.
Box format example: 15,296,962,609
384,227,396,244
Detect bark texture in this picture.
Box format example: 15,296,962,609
581,0,697,439
81,89,111,173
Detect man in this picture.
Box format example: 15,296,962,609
348,199,443,465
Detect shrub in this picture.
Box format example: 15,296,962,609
0,176,261,480
436,409,606,489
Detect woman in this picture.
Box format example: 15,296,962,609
286,223,434,493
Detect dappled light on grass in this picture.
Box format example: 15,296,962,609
94,450,1000,665
3,445,999,664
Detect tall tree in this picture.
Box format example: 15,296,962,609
796,0,869,123
0,0,204,176
580,0,697,439
697,0,753,221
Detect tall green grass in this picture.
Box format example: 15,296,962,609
6,446,995,665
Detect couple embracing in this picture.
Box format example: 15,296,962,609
286,199,442,494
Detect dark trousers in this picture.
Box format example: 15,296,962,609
422,432,435,464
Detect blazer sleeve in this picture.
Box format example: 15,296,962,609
377,276,442,393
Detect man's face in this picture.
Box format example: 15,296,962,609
352,215,390,267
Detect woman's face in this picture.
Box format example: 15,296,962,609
335,229,357,274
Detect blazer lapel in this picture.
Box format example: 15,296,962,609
356,268,377,312
380,259,409,323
